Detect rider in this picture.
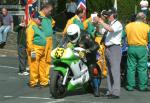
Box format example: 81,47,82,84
62,24,101,97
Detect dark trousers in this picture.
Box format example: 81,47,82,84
18,45,27,73
105,45,121,96
66,12,75,20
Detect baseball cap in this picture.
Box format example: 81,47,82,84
107,8,117,16
100,10,109,17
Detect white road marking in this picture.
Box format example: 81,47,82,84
19,96,50,100
0,65,18,70
3,96,13,98
0,49,17,53
62,100,93,103
2,96,106,103
0,65,53,70
45,99,65,103
0,55,7,57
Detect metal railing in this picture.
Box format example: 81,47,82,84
0,5,25,16
0,5,24,9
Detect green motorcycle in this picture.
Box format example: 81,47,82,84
50,47,101,98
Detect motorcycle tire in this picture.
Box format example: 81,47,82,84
50,71,67,99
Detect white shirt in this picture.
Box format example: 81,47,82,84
140,0,149,10
66,2,77,13
105,20,123,46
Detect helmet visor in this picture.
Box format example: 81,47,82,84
68,32,78,42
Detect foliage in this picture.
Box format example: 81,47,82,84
87,0,150,21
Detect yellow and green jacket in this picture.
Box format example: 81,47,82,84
39,11,55,37
123,21,150,46
83,17,95,38
63,15,84,35
26,21,46,51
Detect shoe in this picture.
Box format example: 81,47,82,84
108,95,120,99
26,67,30,71
27,83,39,88
0,42,6,48
18,71,29,76
0,43,4,48
93,88,100,97
125,86,135,91
40,84,49,88
149,74,150,78
23,71,29,76
139,87,150,92
100,91,111,97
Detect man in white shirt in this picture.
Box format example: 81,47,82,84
98,9,123,99
140,0,149,16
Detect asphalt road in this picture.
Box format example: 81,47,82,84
0,54,150,103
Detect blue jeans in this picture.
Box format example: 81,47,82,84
0,25,11,43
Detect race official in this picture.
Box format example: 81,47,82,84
98,9,123,99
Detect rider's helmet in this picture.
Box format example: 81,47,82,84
67,24,80,43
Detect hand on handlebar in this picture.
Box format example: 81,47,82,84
79,51,85,58
86,49,91,53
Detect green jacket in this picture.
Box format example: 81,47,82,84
15,26,26,47
41,16,53,37
87,22,95,37
83,18,96,38
63,15,84,34
32,25,46,46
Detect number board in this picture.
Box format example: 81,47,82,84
55,48,65,59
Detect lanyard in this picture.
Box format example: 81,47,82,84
100,20,118,44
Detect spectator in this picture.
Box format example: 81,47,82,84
63,7,85,35
83,12,97,38
0,8,13,48
123,12,150,91
140,0,149,16
15,17,28,76
39,2,55,84
66,0,77,20
98,9,123,99
26,12,47,88
130,14,137,22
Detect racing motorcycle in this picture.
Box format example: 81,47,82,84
49,47,101,98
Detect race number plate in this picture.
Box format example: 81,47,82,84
55,48,65,59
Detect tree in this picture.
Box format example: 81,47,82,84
87,0,150,21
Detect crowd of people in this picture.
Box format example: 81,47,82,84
0,0,150,99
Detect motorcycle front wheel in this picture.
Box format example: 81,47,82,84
50,71,67,99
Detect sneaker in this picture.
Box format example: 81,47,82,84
50,65,54,68
108,95,120,99
26,67,29,71
18,71,29,76
23,71,29,75
0,42,6,48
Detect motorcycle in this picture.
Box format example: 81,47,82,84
49,47,101,98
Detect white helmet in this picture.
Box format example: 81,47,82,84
67,24,80,43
